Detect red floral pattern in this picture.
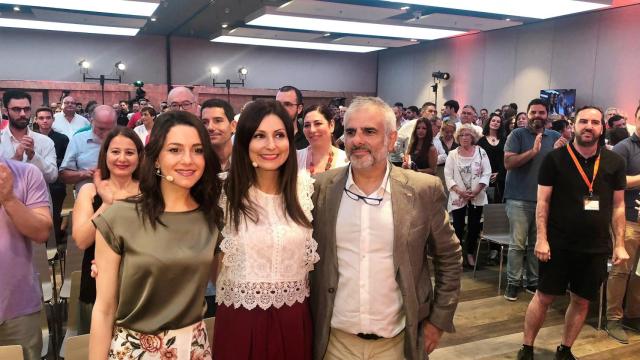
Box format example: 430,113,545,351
108,321,211,360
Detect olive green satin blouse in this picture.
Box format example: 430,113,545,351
93,201,217,334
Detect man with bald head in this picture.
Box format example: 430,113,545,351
168,86,199,115
59,105,116,190
52,96,90,139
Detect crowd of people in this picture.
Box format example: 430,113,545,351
1,85,639,360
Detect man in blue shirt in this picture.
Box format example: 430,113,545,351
503,99,561,301
59,105,116,190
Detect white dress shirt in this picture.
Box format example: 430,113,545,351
332,164,405,338
0,127,58,183
133,124,149,144
52,112,89,139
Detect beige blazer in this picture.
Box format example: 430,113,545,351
310,165,462,360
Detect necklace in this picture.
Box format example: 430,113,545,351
487,135,499,146
308,148,334,175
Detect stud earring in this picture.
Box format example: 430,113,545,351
252,161,258,168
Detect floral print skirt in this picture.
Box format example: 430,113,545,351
109,320,211,359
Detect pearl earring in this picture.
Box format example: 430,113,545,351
252,161,258,168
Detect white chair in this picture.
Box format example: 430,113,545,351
59,271,82,358
0,345,23,360
64,334,89,360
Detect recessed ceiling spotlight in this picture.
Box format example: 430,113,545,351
323,32,331,37
505,18,511,21
221,23,228,28
410,38,418,42
13,5,20,11
401,6,410,10
150,16,157,22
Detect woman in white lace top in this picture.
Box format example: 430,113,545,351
213,100,318,359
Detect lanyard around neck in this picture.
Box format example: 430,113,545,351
566,145,600,196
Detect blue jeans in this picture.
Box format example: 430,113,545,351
506,200,538,287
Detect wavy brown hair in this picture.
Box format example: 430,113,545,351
129,111,223,232
225,100,311,231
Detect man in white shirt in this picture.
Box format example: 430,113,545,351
52,96,90,139
0,90,57,183
310,97,462,360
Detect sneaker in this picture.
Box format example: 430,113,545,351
606,320,629,344
554,345,577,360
516,346,534,360
504,284,519,301
622,317,640,332
525,285,537,295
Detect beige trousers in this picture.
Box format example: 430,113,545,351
324,328,405,360
607,222,640,320
0,311,42,360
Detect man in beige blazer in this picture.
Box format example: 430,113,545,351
310,97,462,360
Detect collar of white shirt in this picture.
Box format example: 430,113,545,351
344,162,392,198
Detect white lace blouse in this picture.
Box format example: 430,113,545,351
216,172,319,310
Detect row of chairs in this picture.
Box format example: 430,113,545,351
25,212,85,359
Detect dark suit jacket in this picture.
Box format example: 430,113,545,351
310,165,462,360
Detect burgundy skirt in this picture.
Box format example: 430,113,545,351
213,300,312,360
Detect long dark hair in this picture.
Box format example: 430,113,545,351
483,112,505,139
97,127,144,180
302,104,336,145
225,100,311,231
131,111,222,232
408,118,434,157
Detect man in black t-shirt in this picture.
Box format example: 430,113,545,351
517,106,629,360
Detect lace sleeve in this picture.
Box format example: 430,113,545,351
297,171,320,270
297,170,315,222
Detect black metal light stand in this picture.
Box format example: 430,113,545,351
82,73,123,104
212,78,245,103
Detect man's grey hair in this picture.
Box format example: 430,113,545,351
344,97,397,135
92,105,117,123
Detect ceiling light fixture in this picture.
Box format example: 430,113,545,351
0,0,159,17
401,6,411,10
150,16,157,22
210,66,220,75
12,5,20,11
78,59,90,69
379,0,610,19
115,61,126,71
247,13,464,40
211,35,384,53
0,18,139,35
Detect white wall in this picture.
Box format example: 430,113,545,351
0,27,378,93
377,4,640,117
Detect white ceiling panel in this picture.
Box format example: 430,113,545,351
277,0,405,21
408,13,522,31
228,27,322,41
32,8,148,28
332,36,416,48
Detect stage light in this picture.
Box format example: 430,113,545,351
432,71,450,80
78,59,90,69
115,61,126,71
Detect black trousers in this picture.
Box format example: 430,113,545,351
49,184,67,245
451,204,484,256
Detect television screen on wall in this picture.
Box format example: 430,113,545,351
540,89,576,117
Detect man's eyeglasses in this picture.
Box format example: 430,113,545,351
170,101,194,110
343,188,384,206
343,169,389,206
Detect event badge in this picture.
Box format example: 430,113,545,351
583,195,600,211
